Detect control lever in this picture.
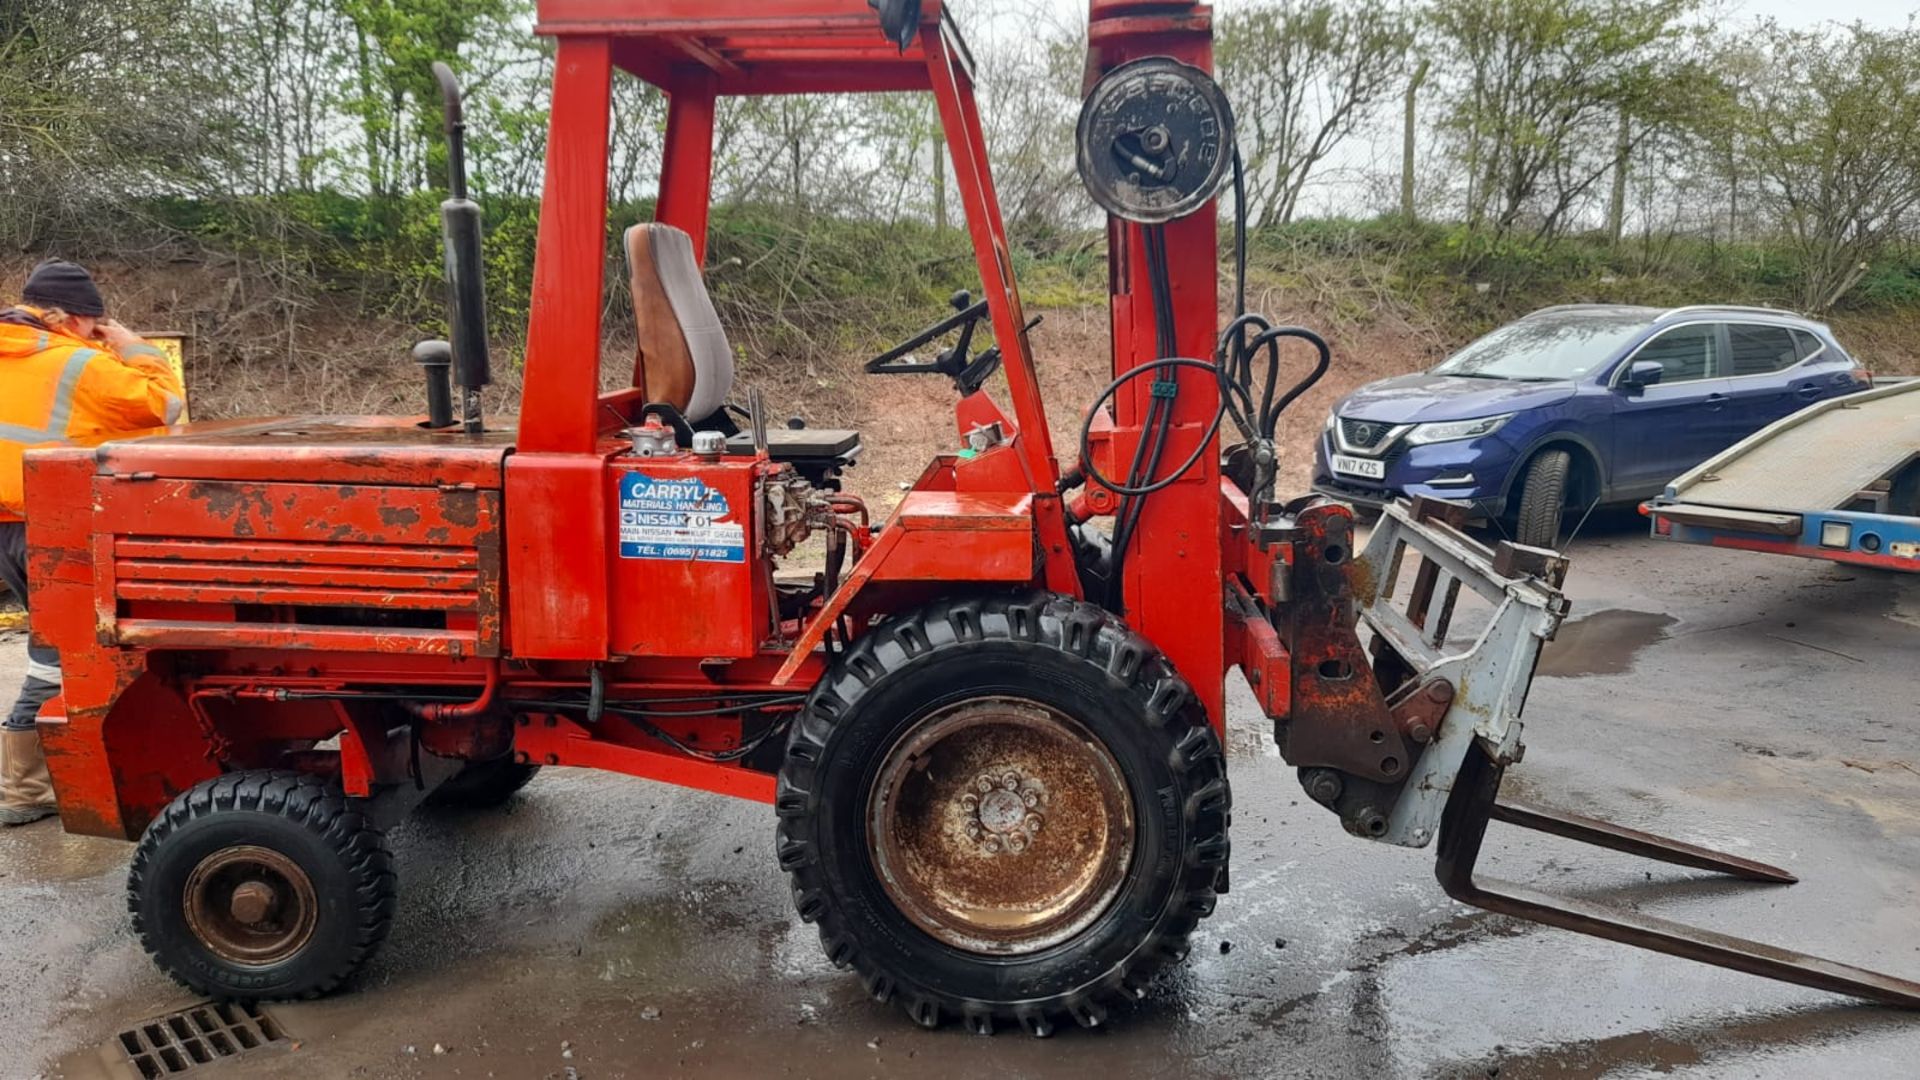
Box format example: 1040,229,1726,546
747,386,770,456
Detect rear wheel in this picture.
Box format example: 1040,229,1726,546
776,594,1230,1034
129,770,395,1000
1513,448,1572,548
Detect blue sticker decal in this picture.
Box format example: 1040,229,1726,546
617,472,747,562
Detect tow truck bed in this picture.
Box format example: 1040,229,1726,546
1646,379,1920,572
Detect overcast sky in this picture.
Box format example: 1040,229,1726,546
1735,0,1912,25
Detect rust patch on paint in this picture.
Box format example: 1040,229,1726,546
378,505,422,528
441,491,481,528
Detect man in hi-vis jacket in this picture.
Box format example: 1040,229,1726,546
0,259,184,825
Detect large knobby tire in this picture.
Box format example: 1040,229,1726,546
424,758,541,809
129,770,396,1000
776,594,1230,1035
1513,448,1572,549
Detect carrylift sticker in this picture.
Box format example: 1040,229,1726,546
617,472,746,563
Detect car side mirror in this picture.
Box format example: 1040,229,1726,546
1620,359,1664,390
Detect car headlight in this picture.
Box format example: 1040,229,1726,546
1324,410,1337,432
1404,413,1513,445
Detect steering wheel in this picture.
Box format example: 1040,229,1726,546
865,289,1035,397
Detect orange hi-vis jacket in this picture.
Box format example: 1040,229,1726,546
0,306,185,521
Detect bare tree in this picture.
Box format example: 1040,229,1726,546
0,0,234,247
213,0,348,193
1736,20,1920,310
606,66,663,205
970,2,1087,242
1430,0,1704,248
1217,0,1413,228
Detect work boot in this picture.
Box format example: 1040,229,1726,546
0,728,57,826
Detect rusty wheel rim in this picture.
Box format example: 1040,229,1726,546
867,696,1135,955
182,845,319,966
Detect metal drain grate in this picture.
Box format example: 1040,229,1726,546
116,1001,286,1078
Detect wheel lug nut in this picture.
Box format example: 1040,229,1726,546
229,881,276,924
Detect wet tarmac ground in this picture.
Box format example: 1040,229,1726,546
5,513,1919,1078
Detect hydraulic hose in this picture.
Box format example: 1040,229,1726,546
1075,143,1334,608
1099,225,1183,608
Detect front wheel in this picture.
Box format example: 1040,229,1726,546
1513,448,1572,549
776,594,1230,1035
129,771,396,999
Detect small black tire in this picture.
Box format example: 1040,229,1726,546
424,758,541,809
129,770,396,1000
776,593,1230,1035
1513,448,1571,549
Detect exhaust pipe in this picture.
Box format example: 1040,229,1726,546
431,61,491,435
412,339,455,429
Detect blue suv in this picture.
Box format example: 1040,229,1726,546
1313,304,1870,546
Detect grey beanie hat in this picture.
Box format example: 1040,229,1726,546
22,259,106,317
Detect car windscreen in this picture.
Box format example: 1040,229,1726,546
1431,314,1650,381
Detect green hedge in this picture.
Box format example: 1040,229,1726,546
121,196,1917,364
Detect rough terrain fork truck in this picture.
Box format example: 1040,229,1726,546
22,0,1920,1033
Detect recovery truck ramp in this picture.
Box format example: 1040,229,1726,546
1647,379,1920,571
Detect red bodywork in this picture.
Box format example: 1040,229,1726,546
25,0,1289,840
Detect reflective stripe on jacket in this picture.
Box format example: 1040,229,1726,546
0,306,185,520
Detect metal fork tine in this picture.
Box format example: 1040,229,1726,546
1438,747,1920,1009
1453,872,1920,1007
1490,800,1797,884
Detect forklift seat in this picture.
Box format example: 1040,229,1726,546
625,223,735,423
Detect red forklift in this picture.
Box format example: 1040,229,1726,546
23,0,1920,1034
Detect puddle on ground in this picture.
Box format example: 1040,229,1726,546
1450,1000,1907,1079
54,1040,143,1080
1536,609,1676,677
0,830,127,884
